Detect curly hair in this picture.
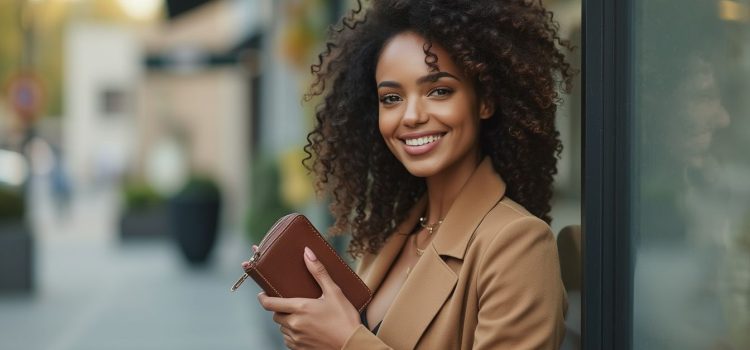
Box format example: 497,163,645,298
303,0,574,258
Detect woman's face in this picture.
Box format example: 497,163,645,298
671,57,731,169
375,31,493,178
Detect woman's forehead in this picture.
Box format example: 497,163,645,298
375,31,463,82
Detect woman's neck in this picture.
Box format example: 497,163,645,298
423,151,483,224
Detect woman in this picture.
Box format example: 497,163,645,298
249,0,574,348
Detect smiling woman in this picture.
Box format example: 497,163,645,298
375,32,493,178
252,0,575,349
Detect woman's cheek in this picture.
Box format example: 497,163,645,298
378,110,397,137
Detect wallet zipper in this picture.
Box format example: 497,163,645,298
248,251,261,264
230,213,299,292
251,213,298,264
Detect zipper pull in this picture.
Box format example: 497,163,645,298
230,251,261,292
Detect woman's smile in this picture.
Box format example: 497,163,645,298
375,31,492,178
400,132,447,155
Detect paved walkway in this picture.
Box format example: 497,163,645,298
0,232,284,350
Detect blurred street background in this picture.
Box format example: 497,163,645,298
0,0,621,349
2,0,750,349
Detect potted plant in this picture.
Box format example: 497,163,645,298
246,154,293,244
0,185,33,293
119,181,168,240
168,175,222,265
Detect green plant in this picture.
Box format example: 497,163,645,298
123,182,163,211
174,176,221,200
0,186,24,222
246,154,293,244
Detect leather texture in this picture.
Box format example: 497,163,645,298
244,214,372,313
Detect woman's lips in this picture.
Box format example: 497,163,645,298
401,133,445,156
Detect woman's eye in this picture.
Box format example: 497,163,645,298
380,94,402,105
429,88,453,97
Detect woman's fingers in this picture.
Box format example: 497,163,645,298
273,312,290,326
280,323,297,348
280,325,293,337
282,333,295,349
258,292,307,313
303,247,339,296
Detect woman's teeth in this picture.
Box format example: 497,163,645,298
405,134,442,146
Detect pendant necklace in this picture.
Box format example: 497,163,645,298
419,216,444,235
413,216,444,256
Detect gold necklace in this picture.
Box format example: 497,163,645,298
413,217,444,256
418,216,444,235
412,233,427,256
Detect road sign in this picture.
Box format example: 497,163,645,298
5,72,44,123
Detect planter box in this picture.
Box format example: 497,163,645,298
0,222,33,293
120,205,169,240
169,197,221,265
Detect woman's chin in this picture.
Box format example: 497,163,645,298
401,160,441,178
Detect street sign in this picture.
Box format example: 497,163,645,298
5,72,44,123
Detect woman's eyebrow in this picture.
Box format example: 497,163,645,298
417,71,460,84
377,81,401,89
377,72,460,89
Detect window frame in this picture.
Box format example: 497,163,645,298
582,0,634,348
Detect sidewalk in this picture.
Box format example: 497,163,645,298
0,231,283,350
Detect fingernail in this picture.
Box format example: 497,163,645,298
304,247,317,261
241,261,250,268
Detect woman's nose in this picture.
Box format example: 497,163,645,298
714,104,731,129
402,99,428,127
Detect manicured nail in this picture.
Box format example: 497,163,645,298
241,261,250,268
304,247,317,261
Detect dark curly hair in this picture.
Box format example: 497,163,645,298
303,0,574,258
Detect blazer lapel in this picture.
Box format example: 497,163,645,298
377,244,457,349
376,157,507,348
362,197,427,292
432,157,507,260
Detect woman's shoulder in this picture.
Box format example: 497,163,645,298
481,197,551,234
470,197,556,260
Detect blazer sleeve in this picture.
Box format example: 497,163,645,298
341,325,393,350
473,216,567,350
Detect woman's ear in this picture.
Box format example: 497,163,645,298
479,99,495,120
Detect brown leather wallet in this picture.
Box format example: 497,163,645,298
235,213,372,313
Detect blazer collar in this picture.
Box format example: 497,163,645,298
431,156,507,260
362,157,506,291
362,196,426,292
363,158,507,348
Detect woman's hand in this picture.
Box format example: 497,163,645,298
255,247,361,350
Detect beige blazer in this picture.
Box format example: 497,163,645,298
342,158,567,350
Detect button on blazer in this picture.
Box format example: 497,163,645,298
342,157,567,350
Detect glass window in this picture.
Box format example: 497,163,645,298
632,1,750,349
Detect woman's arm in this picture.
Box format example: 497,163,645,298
473,216,567,349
